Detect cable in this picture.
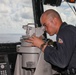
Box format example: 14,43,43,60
73,6,76,12
66,2,76,16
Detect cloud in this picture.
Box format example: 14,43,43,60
0,0,34,34
0,3,11,13
45,2,76,25
0,0,76,34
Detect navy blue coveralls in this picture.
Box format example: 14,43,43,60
44,22,76,72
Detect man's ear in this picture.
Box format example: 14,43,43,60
53,17,57,25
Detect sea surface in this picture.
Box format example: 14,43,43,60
0,34,23,43
0,34,56,43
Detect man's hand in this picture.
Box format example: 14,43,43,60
25,35,45,48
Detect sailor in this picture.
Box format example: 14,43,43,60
26,9,76,75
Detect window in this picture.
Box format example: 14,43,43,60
43,2,76,41
0,0,34,43
0,0,34,34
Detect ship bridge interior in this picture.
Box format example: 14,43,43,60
0,0,76,75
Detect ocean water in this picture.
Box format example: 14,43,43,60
0,34,23,43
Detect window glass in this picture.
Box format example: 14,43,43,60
0,0,34,34
0,1,76,42
43,2,76,41
44,2,76,25
0,0,34,43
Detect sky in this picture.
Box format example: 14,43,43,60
0,0,76,36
